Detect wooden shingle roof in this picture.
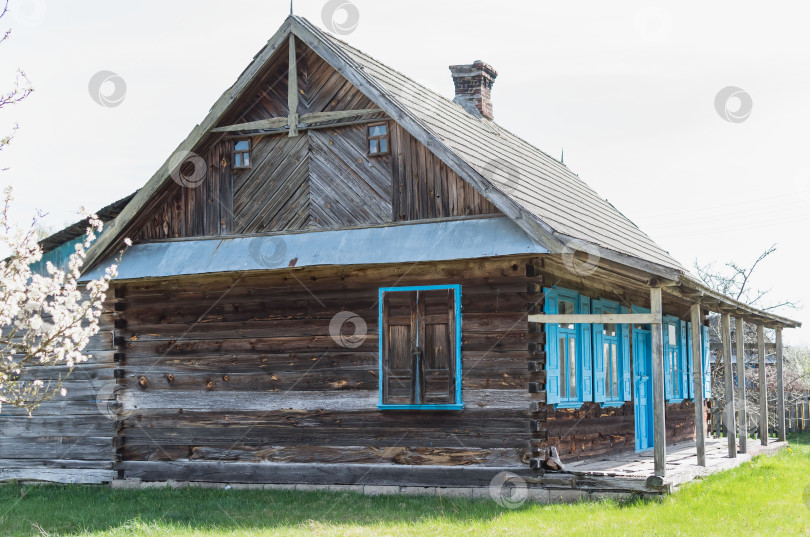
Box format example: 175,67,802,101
313,24,683,272
38,191,136,254
81,16,682,278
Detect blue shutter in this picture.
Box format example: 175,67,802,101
702,325,711,398
579,295,592,402
621,306,632,402
680,320,689,400
686,322,694,400
544,288,560,405
592,300,606,403
663,321,673,401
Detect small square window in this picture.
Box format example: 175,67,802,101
233,139,251,169
367,122,389,157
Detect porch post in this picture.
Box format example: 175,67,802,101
650,286,667,477
776,327,786,442
735,317,747,454
690,303,706,466
722,313,737,458
757,324,768,446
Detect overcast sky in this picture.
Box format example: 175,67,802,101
0,0,808,345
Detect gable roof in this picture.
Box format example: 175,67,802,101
70,15,800,329
82,15,681,280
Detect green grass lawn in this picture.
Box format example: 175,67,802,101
1,434,809,537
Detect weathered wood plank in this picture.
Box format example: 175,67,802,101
121,461,533,486
722,313,737,457
0,468,116,484
690,304,706,466
776,328,786,441
757,324,768,445
735,317,747,454
650,286,667,477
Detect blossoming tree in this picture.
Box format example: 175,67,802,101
0,188,129,415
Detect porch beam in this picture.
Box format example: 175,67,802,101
757,324,768,446
527,313,661,325
735,317,747,454
722,313,737,458
776,327,786,442
690,304,706,466
650,286,667,477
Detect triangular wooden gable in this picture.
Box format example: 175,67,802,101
126,36,498,242
84,17,539,271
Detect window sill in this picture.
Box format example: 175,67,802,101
600,401,625,408
377,404,464,411
667,398,686,404
554,402,584,409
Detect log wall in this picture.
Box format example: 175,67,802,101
0,295,118,483
543,401,697,462
113,258,533,481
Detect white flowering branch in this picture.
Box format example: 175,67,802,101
0,187,130,415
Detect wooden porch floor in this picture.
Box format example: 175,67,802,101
563,437,787,490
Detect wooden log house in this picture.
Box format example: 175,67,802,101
2,15,801,495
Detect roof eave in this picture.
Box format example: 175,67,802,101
677,274,801,329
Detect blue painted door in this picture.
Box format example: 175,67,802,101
633,327,654,451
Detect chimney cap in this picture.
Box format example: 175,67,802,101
449,61,498,79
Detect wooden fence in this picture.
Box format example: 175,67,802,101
710,393,809,437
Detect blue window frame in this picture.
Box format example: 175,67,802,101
684,322,712,399
593,299,631,405
663,316,690,402
378,285,463,410
686,321,694,400
685,321,711,401
545,286,591,407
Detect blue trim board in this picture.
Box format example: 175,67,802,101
379,404,465,411
377,284,463,411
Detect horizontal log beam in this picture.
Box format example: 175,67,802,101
527,313,662,325
211,108,384,133
211,117,289,132
122,461,534,487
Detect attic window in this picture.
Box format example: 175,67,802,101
367,123,389,156
234,139,251,169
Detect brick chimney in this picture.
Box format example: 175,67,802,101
449,61,498,120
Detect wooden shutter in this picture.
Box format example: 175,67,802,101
664,321,674,400
680,320,689,399
686,322,694,400
592,299,606,403
382,291,417,405
702,325,712,398
544,288,560,405
420,289,456,404
579,295,592,402
621,306,632,402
